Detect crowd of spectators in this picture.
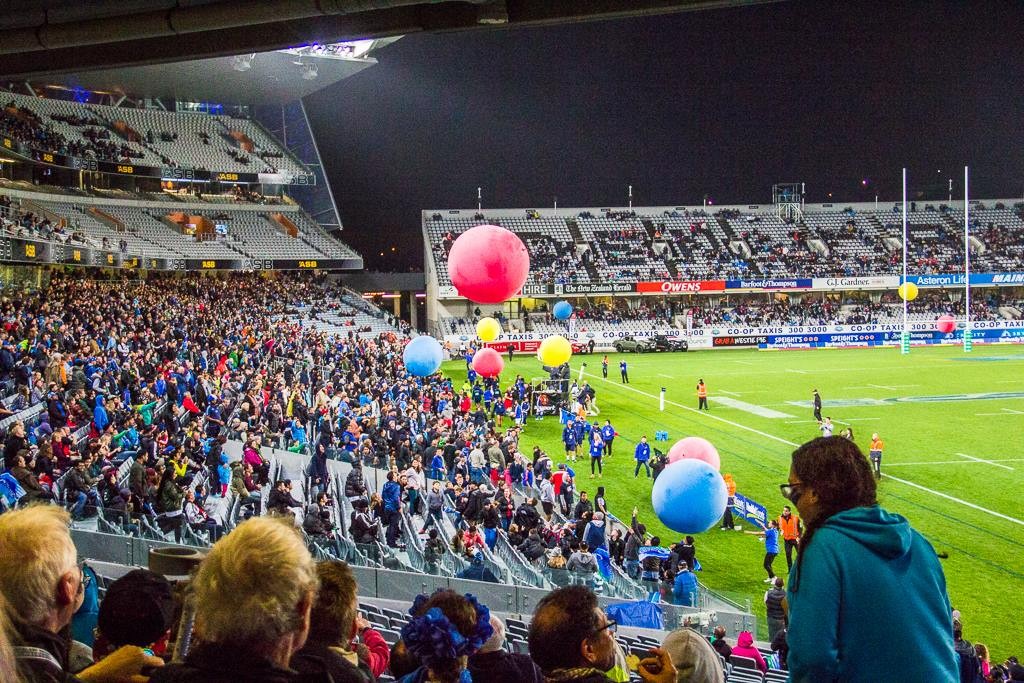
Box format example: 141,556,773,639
0,194,90,245
0,271,1019,682
0,101,143,164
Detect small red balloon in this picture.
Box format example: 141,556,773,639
936,315,956,334
448,224,530,304
472,347,505,377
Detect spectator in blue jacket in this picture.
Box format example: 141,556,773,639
382,471,405,549
784,437,958,682
672,562,699,607
634,435,652,478
562,419,578,462
600,420,616,456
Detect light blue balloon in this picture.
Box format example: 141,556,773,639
403,336,444,377
552,300,573,320
651,460,728,534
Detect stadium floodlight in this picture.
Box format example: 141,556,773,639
231,54,255,72
301,62,318,80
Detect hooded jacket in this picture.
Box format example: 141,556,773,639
731,631,767,673
787,505,958,682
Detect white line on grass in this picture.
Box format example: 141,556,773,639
957,452,1015,471
887,459,1024,467
975,408,1024,416
582,369,1024,527
785,369,807,374
720,390,742,397
733,360,756,366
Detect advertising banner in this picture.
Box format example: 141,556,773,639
906,272,1024,287
725,278,813,290
810,276,901,290
556,282,636,295
732,493,768,528
636,280,726,294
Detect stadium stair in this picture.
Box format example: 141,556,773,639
566,217,586,243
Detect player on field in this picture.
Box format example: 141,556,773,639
812,389,822,422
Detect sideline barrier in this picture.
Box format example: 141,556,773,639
72,527,756,639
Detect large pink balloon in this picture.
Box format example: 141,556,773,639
472,347,505,378
667,437,721,470
936,315,956,334
448,224,530,304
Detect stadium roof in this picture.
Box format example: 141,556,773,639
0,0,783,78
31,41,398,105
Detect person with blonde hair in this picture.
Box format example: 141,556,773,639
660,628,723,683
148,516,323,682
0,505,162,682
0,593,19,683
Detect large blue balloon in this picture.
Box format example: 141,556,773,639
552,300,573,320
403,336,443,377
651,459,728,534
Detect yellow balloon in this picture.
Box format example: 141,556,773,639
539,335,573,366
898,282,919,301
476,317,502,342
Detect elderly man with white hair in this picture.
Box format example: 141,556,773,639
468,614,543,683
0,505,163,682
146,518,323,683
148,516,326,682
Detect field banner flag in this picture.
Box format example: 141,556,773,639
733,492,769,527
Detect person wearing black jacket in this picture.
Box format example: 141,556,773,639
514,498,541,532
302,493,334,539
344,461,367,500
267,479,302,516
348,499,381,544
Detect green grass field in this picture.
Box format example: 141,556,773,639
443,344,1024,658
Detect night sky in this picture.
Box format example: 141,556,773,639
304,0,1024,271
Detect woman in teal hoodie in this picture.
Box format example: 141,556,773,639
782,437,958,682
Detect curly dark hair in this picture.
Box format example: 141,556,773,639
791,437,877,586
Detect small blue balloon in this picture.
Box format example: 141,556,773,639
651,460,728,534
403,336,444,377
552,300,573,320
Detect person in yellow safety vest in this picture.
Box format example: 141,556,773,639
696,379,709,411
778,505,802,570
869,433,884,479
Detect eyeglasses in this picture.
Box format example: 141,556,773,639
779,483,803,503
593,619,617,636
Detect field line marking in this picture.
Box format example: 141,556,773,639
888,459,1024,467
785,368,807,374
583,369,1024,528
714,396,794,418
732,360,756,366
868,383,899,391
956,452,1014,471
882,473,1024,526
720,390,742,397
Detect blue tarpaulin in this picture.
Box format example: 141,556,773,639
606,600,665,630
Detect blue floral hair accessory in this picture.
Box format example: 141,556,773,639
402,591,493,670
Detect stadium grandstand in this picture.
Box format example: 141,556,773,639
423,202,1024,348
